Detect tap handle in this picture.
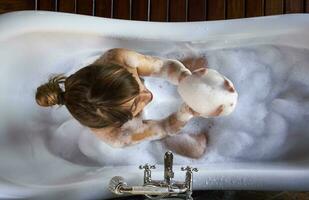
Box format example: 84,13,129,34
139,163,156,170
181,166,198,173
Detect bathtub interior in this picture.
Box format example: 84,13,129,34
1,11,309,199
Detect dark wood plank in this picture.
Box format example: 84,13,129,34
38,0,55,11
227,0,245,19
58,0,75,13
132,0,148,21
150,0,168,21
207,0,225,20
169,0,186,22
0,0,35,14
188,0,206,21
95,0,112,17
76,0,93,15
246,0,264,17
306,0,309,12
265,0,284,15
113,0,130,19
285,0,304,13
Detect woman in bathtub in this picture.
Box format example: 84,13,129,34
35,48,210,158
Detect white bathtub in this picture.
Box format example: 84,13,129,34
0,11,309,200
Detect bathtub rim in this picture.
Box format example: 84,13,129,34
0,11,309,44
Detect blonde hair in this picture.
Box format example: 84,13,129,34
35,64,140,128
35,74,66,107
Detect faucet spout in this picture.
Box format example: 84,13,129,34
164,151,174,185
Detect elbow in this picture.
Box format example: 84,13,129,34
162,116,185,136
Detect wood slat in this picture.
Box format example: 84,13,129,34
113,0,130,19
38,0,55,11
58,0,75,13
150,0,167,21
0,0,35,14
169,0,186,22
76,0,93,15
227,0,245,19
265,0,284,15
132,0,148,21
95,0,112,17
285,0,304,13
246,0,264,17
188,0,206,21
207,0,225,20
1,0,308,20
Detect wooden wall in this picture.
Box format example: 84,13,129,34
0,0,309,21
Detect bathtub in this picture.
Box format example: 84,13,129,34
0,11,309,199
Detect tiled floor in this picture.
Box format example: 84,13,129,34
107,191,309,200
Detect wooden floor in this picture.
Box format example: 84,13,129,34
0,0,309,21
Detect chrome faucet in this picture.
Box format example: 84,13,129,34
164,151,174,185
181,166,198,198
109,151,198,200
139,163,156,184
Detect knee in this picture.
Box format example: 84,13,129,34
185,133,207,159
164,133,207,159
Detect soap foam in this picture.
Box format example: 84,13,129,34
74,44,309,165
199,45,309,162
1,33,309,171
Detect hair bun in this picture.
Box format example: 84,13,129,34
35,74,66,107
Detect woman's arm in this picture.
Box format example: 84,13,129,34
90,121,166,148
94,48,191,85
90,103,197,147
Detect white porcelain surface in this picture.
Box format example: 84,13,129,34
0,11,309,199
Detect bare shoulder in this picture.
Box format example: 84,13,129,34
90,126,121,143
90,116,150,147
92,48,162,76
92,48,133,66
120,115,145,132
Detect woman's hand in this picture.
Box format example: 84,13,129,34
179,103,201,117
179,67,208,83
180,57,208,72
162,102,201,136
